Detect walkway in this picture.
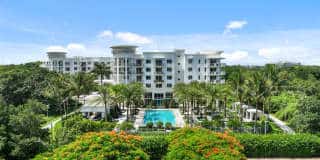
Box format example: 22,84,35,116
42,110,78,130
268,114,295,134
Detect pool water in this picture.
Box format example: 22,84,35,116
143,109,176,125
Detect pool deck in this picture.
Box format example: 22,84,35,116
134,108,185,129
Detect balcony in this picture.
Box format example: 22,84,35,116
154,79,164,83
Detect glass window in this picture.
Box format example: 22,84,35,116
188,75,192,80
146,75,151,80
146,68,151,72
146,84,151,88
188,67,192,72
167,67,172,72
167,59,172,64
188,59,193,64
146,59,151,64
167,75,172,80
156,84,162,88
167,83,172,88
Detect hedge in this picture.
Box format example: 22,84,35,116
236,134,320,158
140,135,169,160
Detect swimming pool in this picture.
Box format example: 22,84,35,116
143,109,176,125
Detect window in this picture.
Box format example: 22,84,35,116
198,59,201,64
167,59,172,64
178,63,180,65
205,68,207,72
65,67,70,71
177,55,181,58
188,59,193,64
188,75,192,80
65,62,70,65
156,84,162,88
198,68,200,72
88,62,91,65
178,70,180,73
146,59,151,64
167,75,172,80
154,93,164,99
144,93,152,99
74,67,77,70
188,67,192,72
88,67,91,70
136,76,142,81
74,62,77,65
178,78,181,81
155,76,162,81
146,75,151,80
198,75,200,80
156,68,162,73
167,67,172,72
205,75,207,80
167,83,172,88
146,84,151,88
205,59,207,64
165,92,173,98
146,68,151,72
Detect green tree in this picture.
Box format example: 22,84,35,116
290,96,320,133
91,62,112,85
96,84,112,121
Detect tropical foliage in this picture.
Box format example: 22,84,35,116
236,133,320,157
34,131,149,160
165,127,246,160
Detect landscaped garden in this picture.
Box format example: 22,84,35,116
1,62,320,159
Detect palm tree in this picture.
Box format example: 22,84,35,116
68,72,96,108
123,82,144,121
91,62,112,85
204,83,220,118
248,72,272,133
228,67,248,127
173,83,188,114
96,84,112,121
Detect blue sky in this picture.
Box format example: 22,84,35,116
0,0,320,65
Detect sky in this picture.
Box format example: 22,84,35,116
0,0,320,65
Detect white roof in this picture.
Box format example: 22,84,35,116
247,109,263,113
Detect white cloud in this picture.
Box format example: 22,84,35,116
258,47,312,63
115,32,152,44
222,50,249,62
98,30,113,38
224,20,247,33
67,43,86,51
46,45,67,53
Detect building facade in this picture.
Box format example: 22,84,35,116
44,45,225,106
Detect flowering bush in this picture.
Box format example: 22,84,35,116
164,127,246,160
34,131,149,160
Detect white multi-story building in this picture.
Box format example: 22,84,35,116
44,45,225,106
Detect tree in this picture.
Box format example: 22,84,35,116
0,99,49,159
68,72,96,108
91,62,112,85
290,96,320,133
96,84,112,121
122,82,144,121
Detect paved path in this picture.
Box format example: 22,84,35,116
268,114,295,134
42,110,79,130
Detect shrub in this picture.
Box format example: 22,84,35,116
165,127,246,160
236,134,320,157
140,135,169,160
146,122,154,128
34,131,149,160
119,121,135,131
165,122,172,129
156,121,163,129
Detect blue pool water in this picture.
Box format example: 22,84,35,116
143,109,176,125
